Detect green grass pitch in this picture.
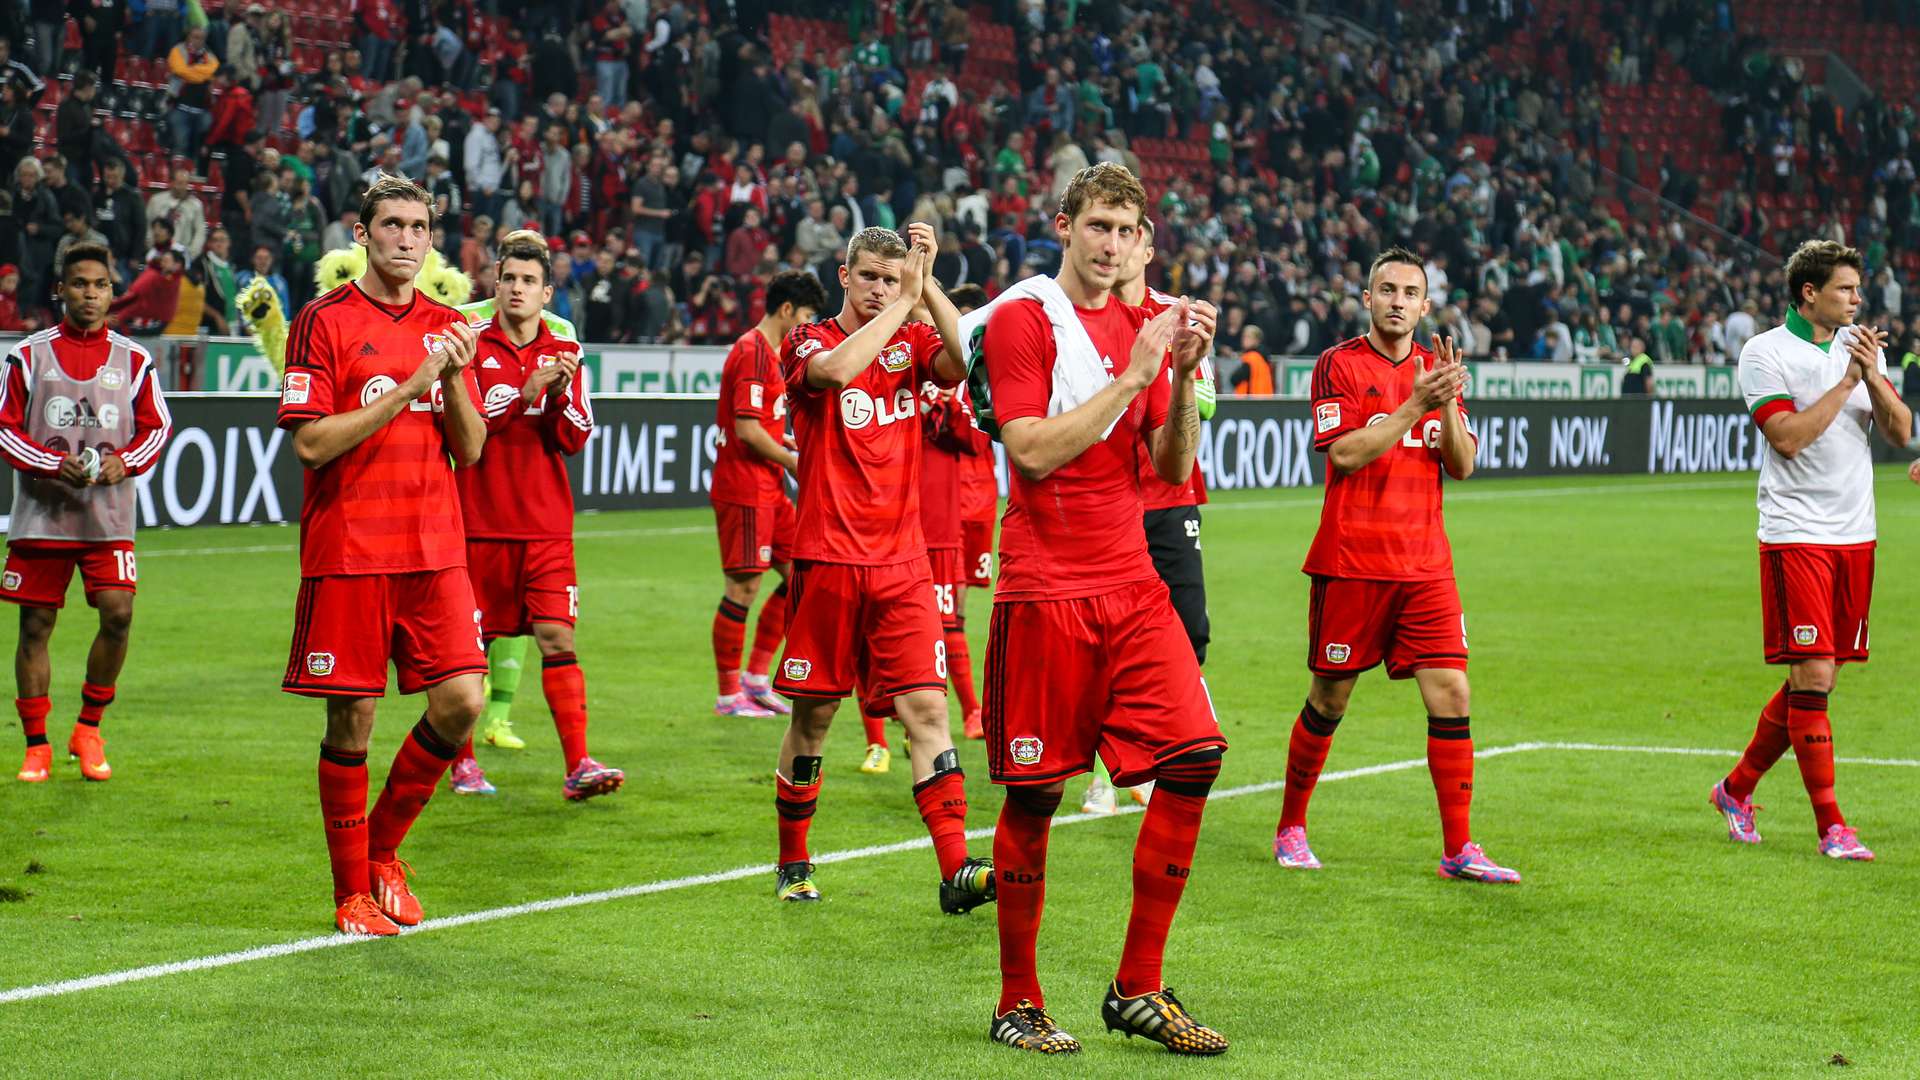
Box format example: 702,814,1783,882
2,470,1918,1078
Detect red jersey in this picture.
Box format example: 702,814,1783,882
454,316,592,541
0,322,171,480
710,326,787,507
1302,336,1471,581
982,295,1169,601
780,316,953,565
957,391,998,521
918,384,970,550
276,283,480,577
1133,287,1210,511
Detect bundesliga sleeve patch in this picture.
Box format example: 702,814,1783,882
750,384,764,409
1315,402,1341,433
282,372,311,406
795,338,822,359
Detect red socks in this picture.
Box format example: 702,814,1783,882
712,597,748,696
859,692,890,748
1116,751,1218,997
945,625,978,715
368,718,458,864
995,789,1058,1013
1427,716,1474,858
1786,689,1845,834
775,756,822,864
1724,682,1790,801
912,764,970,879
16,695,49,748
318,744,370,903
77,682,114,730
746,583,789,678
542,652,589,771
1278,701,1340,832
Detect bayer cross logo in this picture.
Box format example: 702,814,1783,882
1009,737,1043,765
1793,625,1818,648
783,658,812,681
1325,643,1352,664
305,652,336,677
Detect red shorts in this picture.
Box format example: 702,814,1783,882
1760,542,1873,665
1307,576,1467,680
0,541,136,608
963,518,995,587
984,578,1226,788
282,568,488,698
929,546,966,630
713,496,796,574
467,538,578,639
773,556,945,701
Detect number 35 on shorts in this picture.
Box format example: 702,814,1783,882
932,582,956,617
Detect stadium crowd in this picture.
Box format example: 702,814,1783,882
0,0,1916,378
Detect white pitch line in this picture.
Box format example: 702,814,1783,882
4,740,1915,1005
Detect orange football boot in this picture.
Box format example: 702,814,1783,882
17,744,51,782
335,894,401,936
67,727,110,781
369,858,423,925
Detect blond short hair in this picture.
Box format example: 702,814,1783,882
496,230,553,284
846,226,909,268
1058,162,1147,224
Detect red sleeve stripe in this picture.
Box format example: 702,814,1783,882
118,358,174,470
1751,398,1796,428
0,429,62,471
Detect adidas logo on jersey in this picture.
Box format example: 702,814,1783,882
482,357,502,369
360,343,378,356
839,386,916,431
43,396,120,430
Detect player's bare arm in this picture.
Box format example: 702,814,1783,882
734,416,798,476
906,222,970,382
290,348,452,469
1846,326,1913,447
1756,362,1863,460
1001,303,1180,482
1432,335,1476,480
1326,353,1466,475
1146,298,1213,484
438,321,485,467
806,244,930,389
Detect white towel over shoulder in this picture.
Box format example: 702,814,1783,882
959,275,1126,440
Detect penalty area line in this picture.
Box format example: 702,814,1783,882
3,741,1915,1005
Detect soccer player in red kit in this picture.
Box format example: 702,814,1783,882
980,163,1227,1055
450,232,624,801
1272,246,1520,884
919,381,980,734
768,224,994,915
276,176,489,937
946,282,993,742
4,243,172,783
709,270,827,719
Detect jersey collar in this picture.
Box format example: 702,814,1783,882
352,282,418,322
1785,307,1832,352
58,319,106,342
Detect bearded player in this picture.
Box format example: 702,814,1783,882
1271,246,1520,885
979,163,1228,1055
448,231,624,801
1082,215,1218,815
1711,240,1906,860
457,228,578,753
4,243,172,783
768,224,994,915
710,270,827,719
277,175,488,937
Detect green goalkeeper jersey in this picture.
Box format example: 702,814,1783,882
457,298,579,341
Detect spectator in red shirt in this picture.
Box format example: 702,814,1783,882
108,249,185,334
589,0,634,108
725,206,773,278
206,70,257,155
355,0,402,82
0,264,35,332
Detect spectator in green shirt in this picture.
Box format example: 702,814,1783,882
994,131,1030,197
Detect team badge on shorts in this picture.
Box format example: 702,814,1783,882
1793,625,1818,648
1325,643,1352,664
783,658,813,681
758,545,772,561
306,652,337,678
1,570,18,591
1009,737,1043,765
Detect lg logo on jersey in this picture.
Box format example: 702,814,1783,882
360,375,446,412
1366,412,1441,448
839,387,916,430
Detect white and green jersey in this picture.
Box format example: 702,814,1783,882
1737,308,1886,544
458,298,579,341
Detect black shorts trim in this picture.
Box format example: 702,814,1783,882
411,663,490,690
773,681,853,700
1151,735,1230,763
281,681,389,698
988,761,1098,786
879,680,948,698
